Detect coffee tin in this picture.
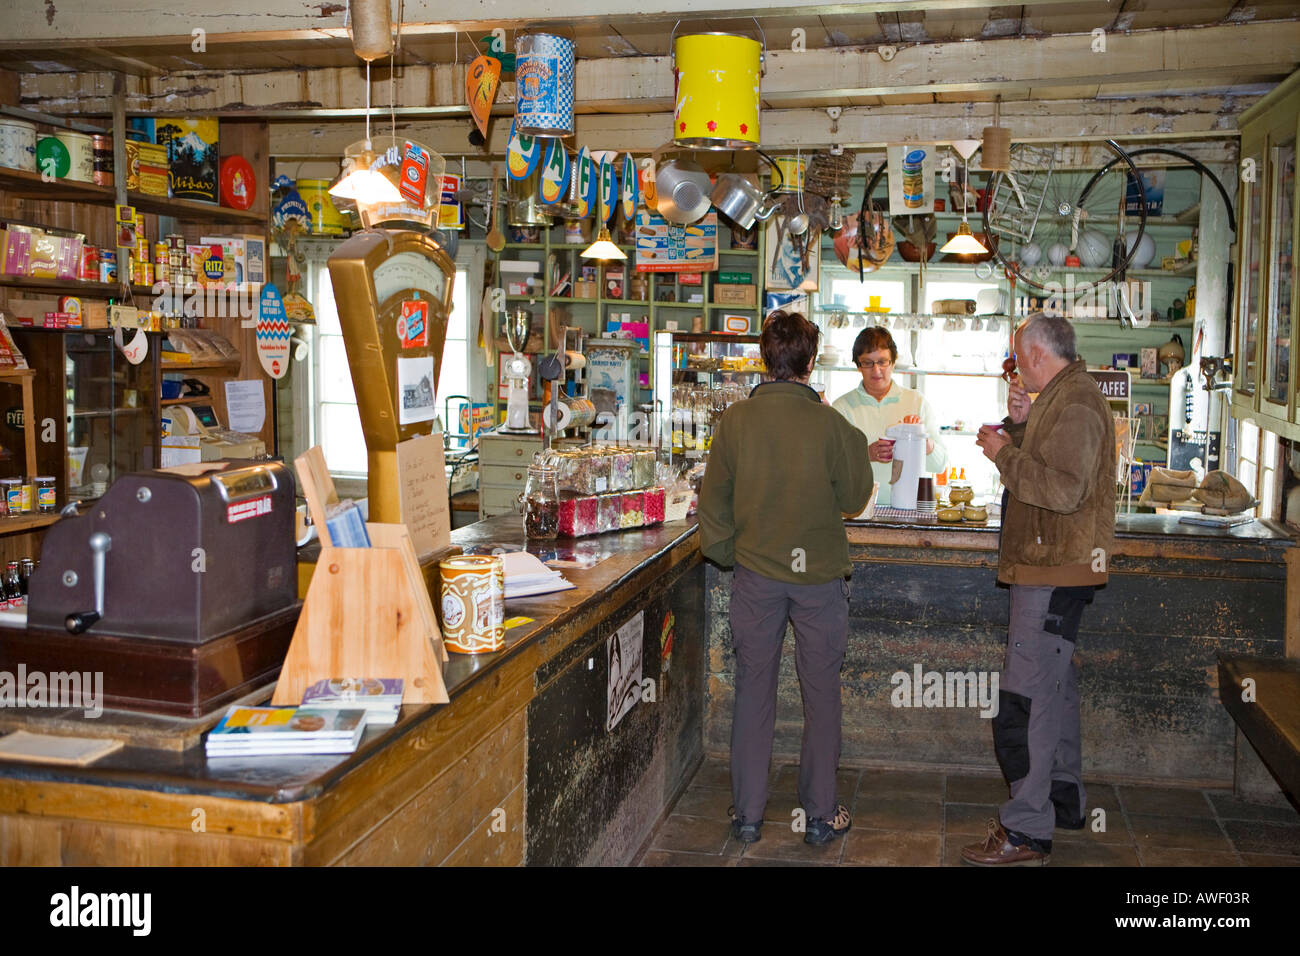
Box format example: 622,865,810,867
438,555,506,653
514,32,576,137
56,130,95,183
91,134,114,185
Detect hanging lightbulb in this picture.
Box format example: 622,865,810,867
582,172,626,260
328,60,403,206
828,193,844,230
939,142,988,256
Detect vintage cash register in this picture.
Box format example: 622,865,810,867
2,461,301,717
162,403,267,462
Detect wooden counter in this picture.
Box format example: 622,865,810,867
0,517,705,866
705,514,1297,788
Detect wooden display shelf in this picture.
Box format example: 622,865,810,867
0,275,153,298
0,513,59,534
0,167,265,225
0,167,114,203
161,359,241,374
160,395,209,406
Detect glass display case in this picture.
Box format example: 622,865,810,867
1265,138,1295,406
64,331,157,503
651,331,763,462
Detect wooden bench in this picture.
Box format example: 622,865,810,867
1217,654,1300,804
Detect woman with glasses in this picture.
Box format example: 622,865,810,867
832,326,949,506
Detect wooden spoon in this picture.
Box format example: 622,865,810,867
486,164,506,253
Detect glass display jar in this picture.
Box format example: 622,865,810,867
520,458,560,540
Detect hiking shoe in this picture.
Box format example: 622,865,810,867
961,818,1051,866
728,805,761,844
804,804,851,845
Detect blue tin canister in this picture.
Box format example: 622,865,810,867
514,32,576,137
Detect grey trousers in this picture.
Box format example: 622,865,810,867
729,563,849,824
994,584,1092,842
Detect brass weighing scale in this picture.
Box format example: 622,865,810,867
327,229,455,525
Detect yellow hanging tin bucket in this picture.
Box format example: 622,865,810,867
673,31,763,150
297,179,350,236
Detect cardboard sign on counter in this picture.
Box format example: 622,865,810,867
396,432,451,561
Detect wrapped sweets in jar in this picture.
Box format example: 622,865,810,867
620,490,645,528
643,486,666,525
558,493,600,537
607,447,635,492
632,448,656,489
597,493,622,533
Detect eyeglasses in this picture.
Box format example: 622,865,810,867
857,358,894,370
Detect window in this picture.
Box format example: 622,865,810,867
1236,419,1281,518
309,245,486,479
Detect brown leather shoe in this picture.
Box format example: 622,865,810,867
960,818,1050,866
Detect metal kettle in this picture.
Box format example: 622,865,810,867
710,173,782,230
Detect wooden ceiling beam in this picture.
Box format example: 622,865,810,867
20,22,1297,118
261,96,1249,158
1,1,1093,48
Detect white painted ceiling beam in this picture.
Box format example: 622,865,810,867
259,96,1247,158
20,22,1298,119
3,0,1092,47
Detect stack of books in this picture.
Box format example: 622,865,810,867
301,678,404,726
204,705,367,758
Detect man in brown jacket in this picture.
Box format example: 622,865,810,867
963,312,1115,866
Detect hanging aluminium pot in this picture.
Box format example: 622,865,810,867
507,164,553,227
655,158,713,224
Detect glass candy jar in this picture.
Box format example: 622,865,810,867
520,457,560,540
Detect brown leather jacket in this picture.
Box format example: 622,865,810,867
995,359,1115,586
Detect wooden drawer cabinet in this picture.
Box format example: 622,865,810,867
477,432,541,519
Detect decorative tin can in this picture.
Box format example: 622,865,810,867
56,130,95,183
514,32,576,137
79,244,99,281
771,155,805,193
296,179,348,235
673,32,762,150
438,555,506,653
0,119,37,172
125,140,170,196
91,134,114,185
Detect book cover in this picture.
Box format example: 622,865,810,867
208,706,367,741
302,678,404,708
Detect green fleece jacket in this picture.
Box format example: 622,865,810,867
698,381,874,584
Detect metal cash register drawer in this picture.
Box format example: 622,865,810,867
478,432,542,519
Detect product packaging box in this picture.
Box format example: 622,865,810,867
713,283,756,306
159,117,219,203
1140,347,1159,379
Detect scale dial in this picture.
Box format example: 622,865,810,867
372,250,448,306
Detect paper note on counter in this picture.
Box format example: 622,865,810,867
225,379,266,433
0,731,124,766
395,432,451,560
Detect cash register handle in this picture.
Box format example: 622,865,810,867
65,531,111,635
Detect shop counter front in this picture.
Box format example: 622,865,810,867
0,517,705,866
704,514,1298,788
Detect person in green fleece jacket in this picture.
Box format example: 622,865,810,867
698,310,874,847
